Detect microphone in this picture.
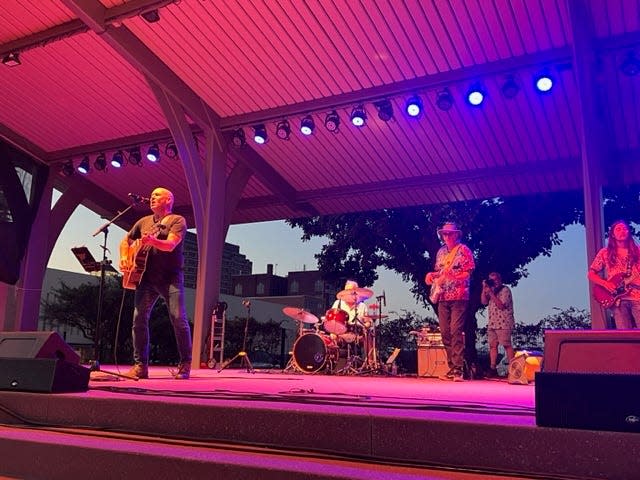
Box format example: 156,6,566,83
381,290,386,307
128,193,150,204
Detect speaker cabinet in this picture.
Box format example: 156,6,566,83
0,331,80,364
0,358,89,393
535,372,640,433
542,330,640,374
0,331,89,393
418,346,449,377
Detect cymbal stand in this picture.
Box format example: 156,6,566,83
219,300,254,373
282,321,305,373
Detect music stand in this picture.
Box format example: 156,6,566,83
79,201,140,381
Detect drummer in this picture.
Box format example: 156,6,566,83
328,280,369,333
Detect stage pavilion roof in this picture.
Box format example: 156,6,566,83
1,0,640,230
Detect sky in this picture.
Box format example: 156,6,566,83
48,197,591,327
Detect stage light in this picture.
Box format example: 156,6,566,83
325,110,340,133
111,150,124,168
94,153,106,171
231,128,246,147
2,52,20,67
165,142,178,158
300,115,315,135
534,73,553,93
374,99,393,121
77,156,90,174
405,95,423,117
466,83,485,106
501,75,520,99
146,144,160,162
62,160,74,177
350,105,367,127
253,124,268,144
435,89,454,111
141,9,160,23
275,120,291,140
621,51,640,76
128,147,142,166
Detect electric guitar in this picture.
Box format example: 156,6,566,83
122,224,166,290
593,272,640,308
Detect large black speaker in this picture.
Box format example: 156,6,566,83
535,372,640,433
0,331,80,363
0,331,89,393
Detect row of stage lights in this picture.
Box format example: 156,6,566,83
231,73,555,146
61,143,178,176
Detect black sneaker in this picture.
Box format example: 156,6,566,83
486,367,499,378
439,368,455,381
452,368,465,382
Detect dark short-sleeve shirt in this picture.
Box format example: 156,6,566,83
127,214,187,280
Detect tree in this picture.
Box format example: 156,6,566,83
41,276,191,364
288,192,585,324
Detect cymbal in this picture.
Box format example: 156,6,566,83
282,306,320,324
336,287,374,302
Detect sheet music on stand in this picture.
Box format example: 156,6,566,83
71,246,116,274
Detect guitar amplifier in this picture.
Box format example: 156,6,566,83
418,346,449,377
416,332,444,347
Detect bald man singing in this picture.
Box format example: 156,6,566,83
119,187,192,380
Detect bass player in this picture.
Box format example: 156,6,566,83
119,187,192,379
588,220,640,329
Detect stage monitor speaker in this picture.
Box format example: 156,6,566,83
535,371,640,433
0,358,89,393
418,346,449,377
0,331,80,364
542,330,640,374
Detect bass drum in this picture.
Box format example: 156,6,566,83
292,333,338,373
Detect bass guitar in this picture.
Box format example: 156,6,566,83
593,272,640,308
122,224,166,290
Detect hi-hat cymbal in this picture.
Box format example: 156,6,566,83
282,306,320,324
336,287,374,302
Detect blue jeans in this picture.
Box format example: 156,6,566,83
437,300,468,370
132,272,192,366
611,300,640,329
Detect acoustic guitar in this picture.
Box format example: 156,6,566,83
122,224,166,290
593,272,640,308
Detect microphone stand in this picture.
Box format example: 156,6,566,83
89,201,140,381
218,301,255,373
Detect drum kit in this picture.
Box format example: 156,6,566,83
282,287,388,375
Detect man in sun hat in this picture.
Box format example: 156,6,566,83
425,222,475,382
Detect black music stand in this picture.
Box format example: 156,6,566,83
80,201,140,381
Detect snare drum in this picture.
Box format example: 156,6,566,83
292,332,338,373
323,308,349,334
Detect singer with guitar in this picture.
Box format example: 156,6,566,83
119,187,193,379
425,222,475,382
588,220,640,329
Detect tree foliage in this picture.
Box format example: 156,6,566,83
41,276,192,364
288,187,640,323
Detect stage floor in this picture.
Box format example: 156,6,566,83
0,366,638,480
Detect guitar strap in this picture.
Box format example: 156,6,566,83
441,244,460,272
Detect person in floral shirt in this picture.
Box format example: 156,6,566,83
425,222,475,382
481,272,515,377
588,220,640,329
